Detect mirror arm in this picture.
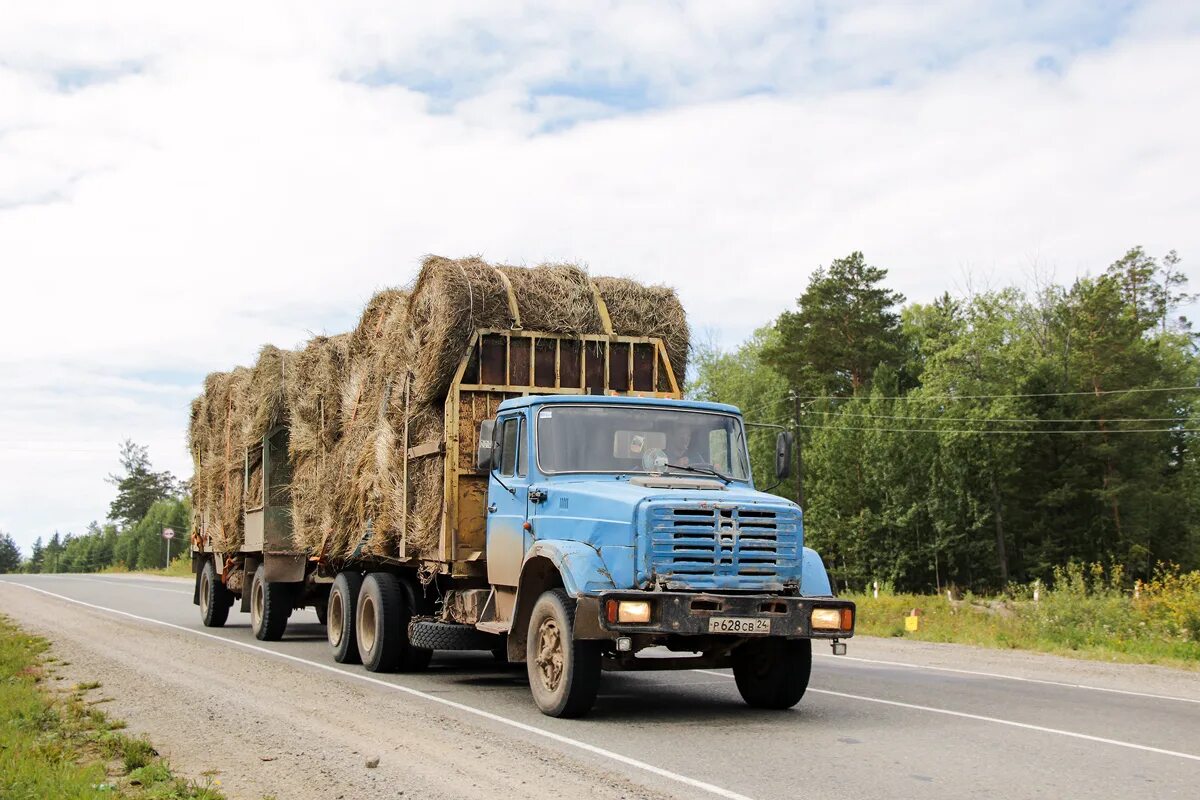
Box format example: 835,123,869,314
491,470,517,496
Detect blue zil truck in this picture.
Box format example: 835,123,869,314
193,324,854,717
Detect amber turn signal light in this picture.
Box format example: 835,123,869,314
605,599,652,624
811,607,853,631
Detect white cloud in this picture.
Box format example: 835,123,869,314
1,1,1198,551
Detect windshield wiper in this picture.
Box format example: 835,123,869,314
664,463,733,485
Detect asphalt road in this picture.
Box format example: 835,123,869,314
2,574,1198,800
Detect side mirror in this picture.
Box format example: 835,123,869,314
476,419,497,472
774,431,794,480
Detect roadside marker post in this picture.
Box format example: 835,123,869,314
905,607,921,632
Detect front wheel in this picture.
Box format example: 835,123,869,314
526,589,601,718
732,638,812,709
198,559,233,628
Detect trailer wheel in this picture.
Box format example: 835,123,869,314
526,589,600,718
250,564,292,641
198,559,233,628
732,638,811,709
356,573,430,672
327,572,363,664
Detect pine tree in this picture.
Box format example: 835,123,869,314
0,533,22,573
764,251,906,397
107,440,183,528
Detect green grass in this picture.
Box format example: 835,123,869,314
0,614,225,799
100,553,193,579
847,564,1200,670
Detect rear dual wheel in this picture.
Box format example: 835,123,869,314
329,572,431,673
327,571,362,664
198,559,233,628
250,565,293,641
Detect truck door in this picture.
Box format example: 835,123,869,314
486,413,530,590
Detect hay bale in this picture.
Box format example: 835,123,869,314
194,366,252,554
287,334,350,555
497,263,604,334
594,275,690,384
349,288,406,363
326,290,409,559
244,345,292,445
407,256,614,404
406,256,514,404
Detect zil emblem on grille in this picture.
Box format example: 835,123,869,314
718,518,739,547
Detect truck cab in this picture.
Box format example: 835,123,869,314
478,394,854,716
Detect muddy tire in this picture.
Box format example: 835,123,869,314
198,559,232,628
327,572,363,664
732,638,811,709
526,589,600,718
250,564,292,642
356,573,431,672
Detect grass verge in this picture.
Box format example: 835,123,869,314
100,553,193,579
0,613,224,799
846,564,1200,670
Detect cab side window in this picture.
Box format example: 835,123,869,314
516,417,528,477
499,417,519,477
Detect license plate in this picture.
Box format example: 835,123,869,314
707,616,771,634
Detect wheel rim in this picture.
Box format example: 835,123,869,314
199,571,211,617
358,594,376,655
534,618,565,693
328,589,344,647
252,576,264,630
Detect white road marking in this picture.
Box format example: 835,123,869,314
694,670,1200,763
55,575,192,595
2,582,754,800
814,652,1200,705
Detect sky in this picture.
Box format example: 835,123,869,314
2,1,1199,554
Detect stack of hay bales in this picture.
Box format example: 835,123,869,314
188,367,253,554
327,289,408,560
286,334,349,555
188,255,690,564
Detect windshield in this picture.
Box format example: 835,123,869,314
535,405,751,481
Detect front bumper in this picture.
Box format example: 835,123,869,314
574,591,855,640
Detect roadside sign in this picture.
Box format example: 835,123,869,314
162,527,175,540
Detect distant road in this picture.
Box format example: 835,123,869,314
2,574,1198,800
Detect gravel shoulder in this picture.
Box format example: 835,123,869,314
1,582,671,800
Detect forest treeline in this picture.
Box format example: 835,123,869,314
5,247,1198,597
3,440,188,574
691,247,1199,593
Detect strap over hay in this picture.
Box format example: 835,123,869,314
492,266,522,330
588,278,615,337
